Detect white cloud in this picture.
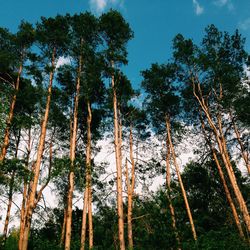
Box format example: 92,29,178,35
89,0,124,14
192,0,204,16
213,0,234,11
56,56,71,69
239,18,250,31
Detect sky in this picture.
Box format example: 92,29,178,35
1,0,250,89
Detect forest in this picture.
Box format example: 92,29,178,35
0,9,249,250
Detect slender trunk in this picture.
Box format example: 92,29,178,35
21,48,56,250
87,102,93,249
0,62,23,161
229,111,250,174
3,171,15,241
165,139,181,249
60,209,67,247
80,101,93,250
80,187,89,250
3,129,21,241
112,64,125,250
192,78,250,233
200,112,245,238
19,128,31,250
65,45,82,250
166,116,197,241
126,125,135,249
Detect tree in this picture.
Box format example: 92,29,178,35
99,10,133,250
19,15,69,250
142,63,197,242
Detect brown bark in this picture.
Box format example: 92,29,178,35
21,48,56,250
2,171,15,241
64,47,82,250
125,125,136,249
80,101,93,250
165,139,181,249
2,130,21,241
229,111,250,174
112,64,125,250
200,112,245,238
166,116,197,241
80,187,89,250
60,209,67,247
0,62,23,161
192,77,250,233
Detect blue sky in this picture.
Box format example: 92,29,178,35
1,0,250,88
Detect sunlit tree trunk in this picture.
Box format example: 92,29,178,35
166,116,197,241
80,101,93,250
125,125,136,249
21,48,56,250
229,111,250,174
165,139,181,249
199,112,245,238
111,64,125,250
65,50,82,250
192,78,250,233
0,62,23,161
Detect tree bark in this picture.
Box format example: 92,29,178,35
80,101,93,250
60,208,67,247
166,116,197,241
192,77,250,233
229,111,250,174
165,139,181,249
0,62,23,161
112,64,125,250
199,112,245,239
21,48,56,250
64,47,82,250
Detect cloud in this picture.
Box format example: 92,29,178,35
89,0,124,14
239,18,250,31
56,56,71,69
192,0,204,16
213,0,234,11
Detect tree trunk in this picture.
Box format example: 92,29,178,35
80,101,93,250
0,62,23,161
199,112,245,238
60,208,67,247
80,187,89,250
229,111,250,174
112,64,125,250
21,48,56,250
166,116,197,241
19,128,31,250
126,125,136,249
64,48,82,250
165,139,181,249
2,171,15,241
2,129,21,241
192,78,250,233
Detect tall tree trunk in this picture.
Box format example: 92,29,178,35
0,62,23,161
200,112,245,238
126,125,135,249
80,101,93,250
64,48,82,250
19,128,31,250
60,208,67,247
192,78,250,233
21,48,56,250
112,64,125,250
166,116,197,241
80,187,89,250
165,140,181,249
229,111,250,174
2,129,21,241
